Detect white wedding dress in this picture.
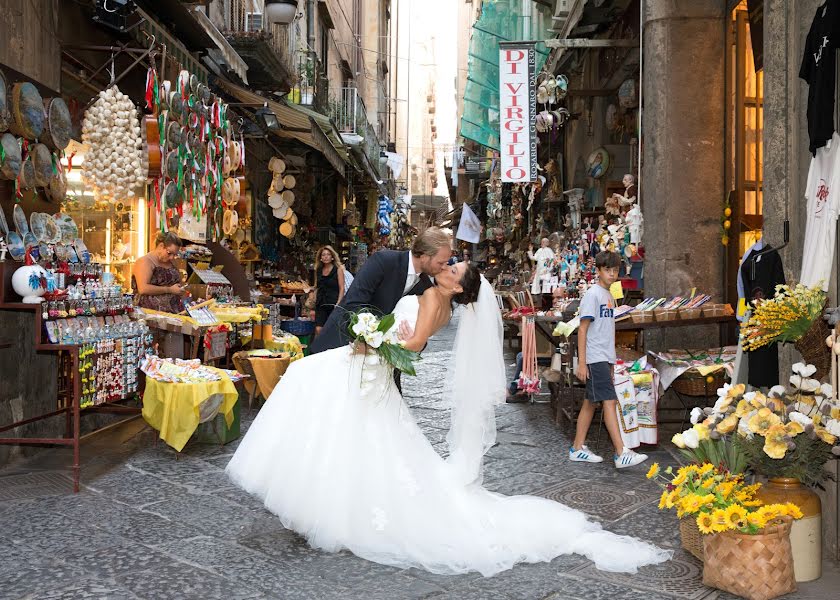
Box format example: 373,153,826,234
226,294,671,576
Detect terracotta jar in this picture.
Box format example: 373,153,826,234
756,477,821,582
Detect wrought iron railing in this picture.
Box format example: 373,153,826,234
331,86,383,177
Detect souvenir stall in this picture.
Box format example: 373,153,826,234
0,67,155,492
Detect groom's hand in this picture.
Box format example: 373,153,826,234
397,322,414,341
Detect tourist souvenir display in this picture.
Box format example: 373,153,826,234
81,86,146,200
42,97,72,151
0,133,22,179
9,82,45,140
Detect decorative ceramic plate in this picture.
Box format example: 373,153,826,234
13,204,29,235
23,232,37,249
0,204,8,236
44,215,61,243
56,213,78,243
7,231,24,261
30,212,46,242
39,242,53,262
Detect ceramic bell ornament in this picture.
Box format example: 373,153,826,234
12,248,48,303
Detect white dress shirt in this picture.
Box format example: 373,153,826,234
403,251,419,294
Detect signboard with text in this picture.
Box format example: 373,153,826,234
499,43,537,183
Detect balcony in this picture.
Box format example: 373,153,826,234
290,56,330,116
222,2,297,92
332,87,383,180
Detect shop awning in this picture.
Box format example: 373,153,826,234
218,81,349,175
188,6,250,85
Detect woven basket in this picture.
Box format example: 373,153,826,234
702,517,796,600
794,309,831,381
679,517,704,562
671,368,727,397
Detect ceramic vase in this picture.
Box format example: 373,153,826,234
757,477,821,582
11,254,47,303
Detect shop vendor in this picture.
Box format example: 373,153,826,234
133,232,186,314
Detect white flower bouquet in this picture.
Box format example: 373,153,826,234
347,310,421,376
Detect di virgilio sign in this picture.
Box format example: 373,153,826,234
499,42,536,183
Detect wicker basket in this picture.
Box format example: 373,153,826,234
679,517,704,561
793,308,831,381
702,517,796,600
671,368,728,397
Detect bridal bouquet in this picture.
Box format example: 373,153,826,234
347,310,421,376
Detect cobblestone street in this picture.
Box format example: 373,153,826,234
2,320,839,599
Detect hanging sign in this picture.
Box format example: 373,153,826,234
499,42,537,183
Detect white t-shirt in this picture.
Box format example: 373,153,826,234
801,133,840,291
579,284,617,365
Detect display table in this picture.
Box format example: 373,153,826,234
142,376,239,452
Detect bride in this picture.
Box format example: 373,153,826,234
226,262,671,576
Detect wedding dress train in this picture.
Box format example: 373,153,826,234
226,295,671,576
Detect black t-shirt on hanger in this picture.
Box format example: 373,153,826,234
800,1,840,155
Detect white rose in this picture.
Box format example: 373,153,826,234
364,331,384,349
682,428,700,449
690,407,704,425
789,412,813,428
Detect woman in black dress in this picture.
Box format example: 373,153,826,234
313,245,345,336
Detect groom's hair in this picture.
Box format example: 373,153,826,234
411,227,451,258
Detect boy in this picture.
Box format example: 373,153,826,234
570,251,648,469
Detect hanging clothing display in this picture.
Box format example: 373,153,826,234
800,1,840,155
801,132,840,290
740,245,786,388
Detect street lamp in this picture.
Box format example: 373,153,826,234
256,105,280,131
265,0,299,25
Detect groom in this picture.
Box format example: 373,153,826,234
310,227,453,354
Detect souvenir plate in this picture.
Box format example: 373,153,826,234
45,320,59,344
7,231,24,260
23,231,37,249
0,203,8,236
39,242,53,262
13,204,29,235
56,213,78,243
45,215,61,243
30,211,46,241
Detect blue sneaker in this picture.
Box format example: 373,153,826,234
569,445,604,463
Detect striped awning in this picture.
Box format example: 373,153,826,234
219,81,349,175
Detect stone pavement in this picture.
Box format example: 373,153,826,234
2,318,839,599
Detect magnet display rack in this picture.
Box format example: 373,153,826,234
0,262,141,493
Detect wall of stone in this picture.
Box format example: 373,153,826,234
763,0,839,562
641,0,727,350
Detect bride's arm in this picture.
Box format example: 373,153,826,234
400,290,443,353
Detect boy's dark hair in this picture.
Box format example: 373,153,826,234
595,250,621,270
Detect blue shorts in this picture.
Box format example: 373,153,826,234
585,362,616,403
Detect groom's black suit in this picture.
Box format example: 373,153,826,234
310,250,433,354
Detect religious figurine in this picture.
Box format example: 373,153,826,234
612,174,638,212
563,188,583,230
626,203,644,244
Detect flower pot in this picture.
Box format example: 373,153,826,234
756,477,821,582
702,516,796,600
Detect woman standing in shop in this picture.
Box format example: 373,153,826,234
132,232,185,314
312,245,345,337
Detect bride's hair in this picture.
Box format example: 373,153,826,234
453,264,482,305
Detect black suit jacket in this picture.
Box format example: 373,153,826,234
310,250,433,353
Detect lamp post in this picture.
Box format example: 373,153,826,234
264,0,300,25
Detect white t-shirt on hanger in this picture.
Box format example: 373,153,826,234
801,133,840,291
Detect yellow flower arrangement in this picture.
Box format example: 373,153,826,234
741,284,826,351
648,463,803,535
748,408,782,436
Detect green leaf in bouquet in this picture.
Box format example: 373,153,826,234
377,313,396,333
379,343,421,376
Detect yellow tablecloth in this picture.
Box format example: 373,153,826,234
239,335,304,359
142,375,238,452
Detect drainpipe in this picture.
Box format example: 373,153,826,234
307,0,316,58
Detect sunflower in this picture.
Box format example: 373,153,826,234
680,494,704,514
697,463,715,476
711,508,731,532
672,470,688,487
747,511,768,530
716,481,737,498
696,511,716,534
785,503,804,519
756,504,779,522
724,504,749,528
646,463,660,479
716,413,739,434
763,423,789,459
697,493,716,508
658,490,669,510
749,407,782,435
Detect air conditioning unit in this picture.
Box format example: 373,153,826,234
246,12,263,32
